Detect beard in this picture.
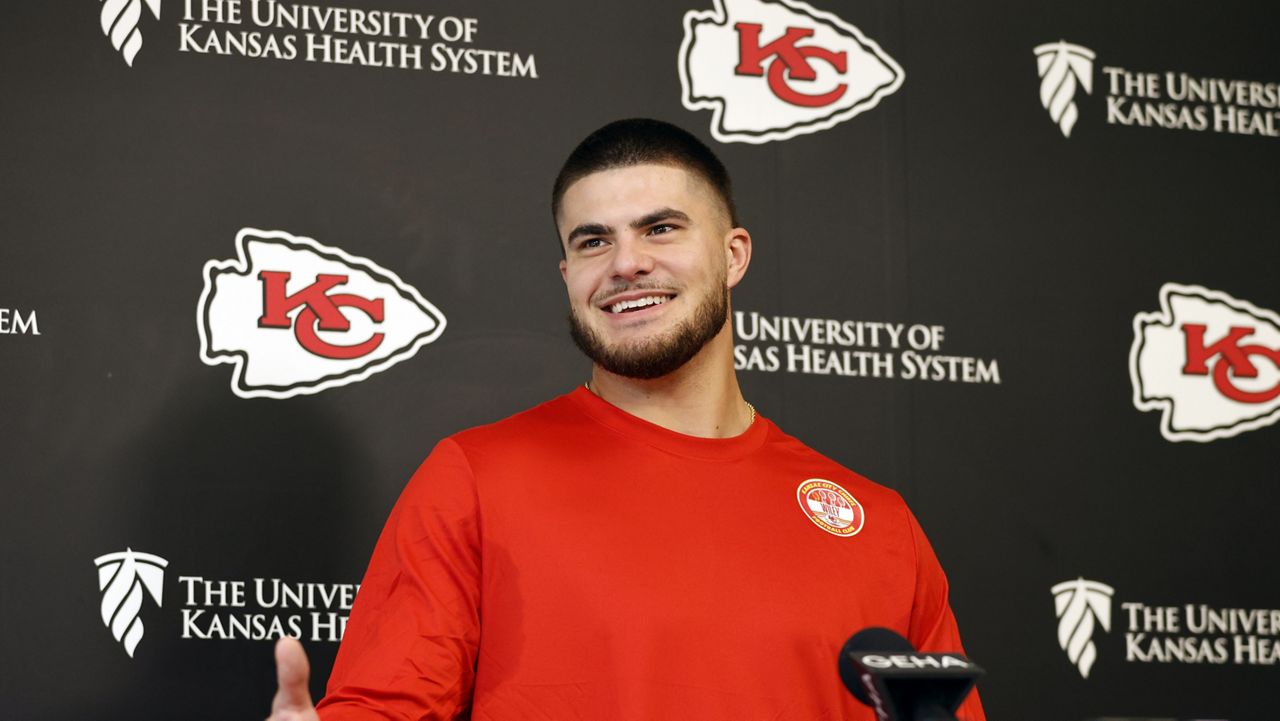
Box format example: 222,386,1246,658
568,280,729,380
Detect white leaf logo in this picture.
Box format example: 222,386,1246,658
101,0,162,67
1034,41,1095,138
95,549,168,657
1051,577,1113,679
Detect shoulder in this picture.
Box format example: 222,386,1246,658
443,390,585,461
761,419,911,515
400,392,584,495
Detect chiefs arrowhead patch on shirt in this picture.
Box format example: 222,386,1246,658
796,479,864,536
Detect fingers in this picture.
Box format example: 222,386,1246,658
271,636,315,714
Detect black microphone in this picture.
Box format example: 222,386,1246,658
837,627,983,721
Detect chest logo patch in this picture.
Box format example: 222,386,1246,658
796,479,864,537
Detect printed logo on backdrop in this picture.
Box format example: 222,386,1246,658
94,549,359,657
1049,577,1280,678
101,0,163,67
101,0,537,77
198,228,447,399
1033,40,1280,138
0,307,40,336
95,550,169,657
679,0,904,144
733,312,1000,386
1130,283,1280,442
1035,42,1095,138
1051,578,1114,678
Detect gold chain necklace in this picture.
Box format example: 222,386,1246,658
584,381,756,426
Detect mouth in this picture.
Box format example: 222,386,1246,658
599,292,676,315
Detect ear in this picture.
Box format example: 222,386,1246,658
559,258,568,284
724,226,752,290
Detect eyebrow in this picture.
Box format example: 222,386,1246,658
565,208,693,245
566,222,612,245
632,207,691,230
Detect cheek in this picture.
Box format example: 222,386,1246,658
689,251,728,287
564,270,597,304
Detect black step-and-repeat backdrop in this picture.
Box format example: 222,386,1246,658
3,1,1277,719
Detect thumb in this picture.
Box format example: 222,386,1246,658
271,636,315,713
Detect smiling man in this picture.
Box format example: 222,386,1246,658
267,119,985,721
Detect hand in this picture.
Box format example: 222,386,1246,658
267,637,320,721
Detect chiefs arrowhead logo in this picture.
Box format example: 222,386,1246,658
679,0,904,144
1130,283,1280,442
198,228,446,399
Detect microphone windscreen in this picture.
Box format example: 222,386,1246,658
837,627,915,705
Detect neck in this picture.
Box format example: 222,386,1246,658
587,325,752,438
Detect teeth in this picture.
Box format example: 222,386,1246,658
609,295,670,314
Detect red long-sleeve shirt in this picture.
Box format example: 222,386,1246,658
318,387,985,720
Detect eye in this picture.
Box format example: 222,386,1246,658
578,237,605,250
648,224,677,236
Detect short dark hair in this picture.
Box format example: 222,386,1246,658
551,118,739,233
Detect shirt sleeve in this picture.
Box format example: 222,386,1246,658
905,507,987,721
316,438,482,721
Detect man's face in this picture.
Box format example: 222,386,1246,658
556,164,744,379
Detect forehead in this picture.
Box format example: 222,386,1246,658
557,164,719,230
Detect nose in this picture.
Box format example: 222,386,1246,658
609,235,654,280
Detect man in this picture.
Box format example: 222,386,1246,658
268,119,985,720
